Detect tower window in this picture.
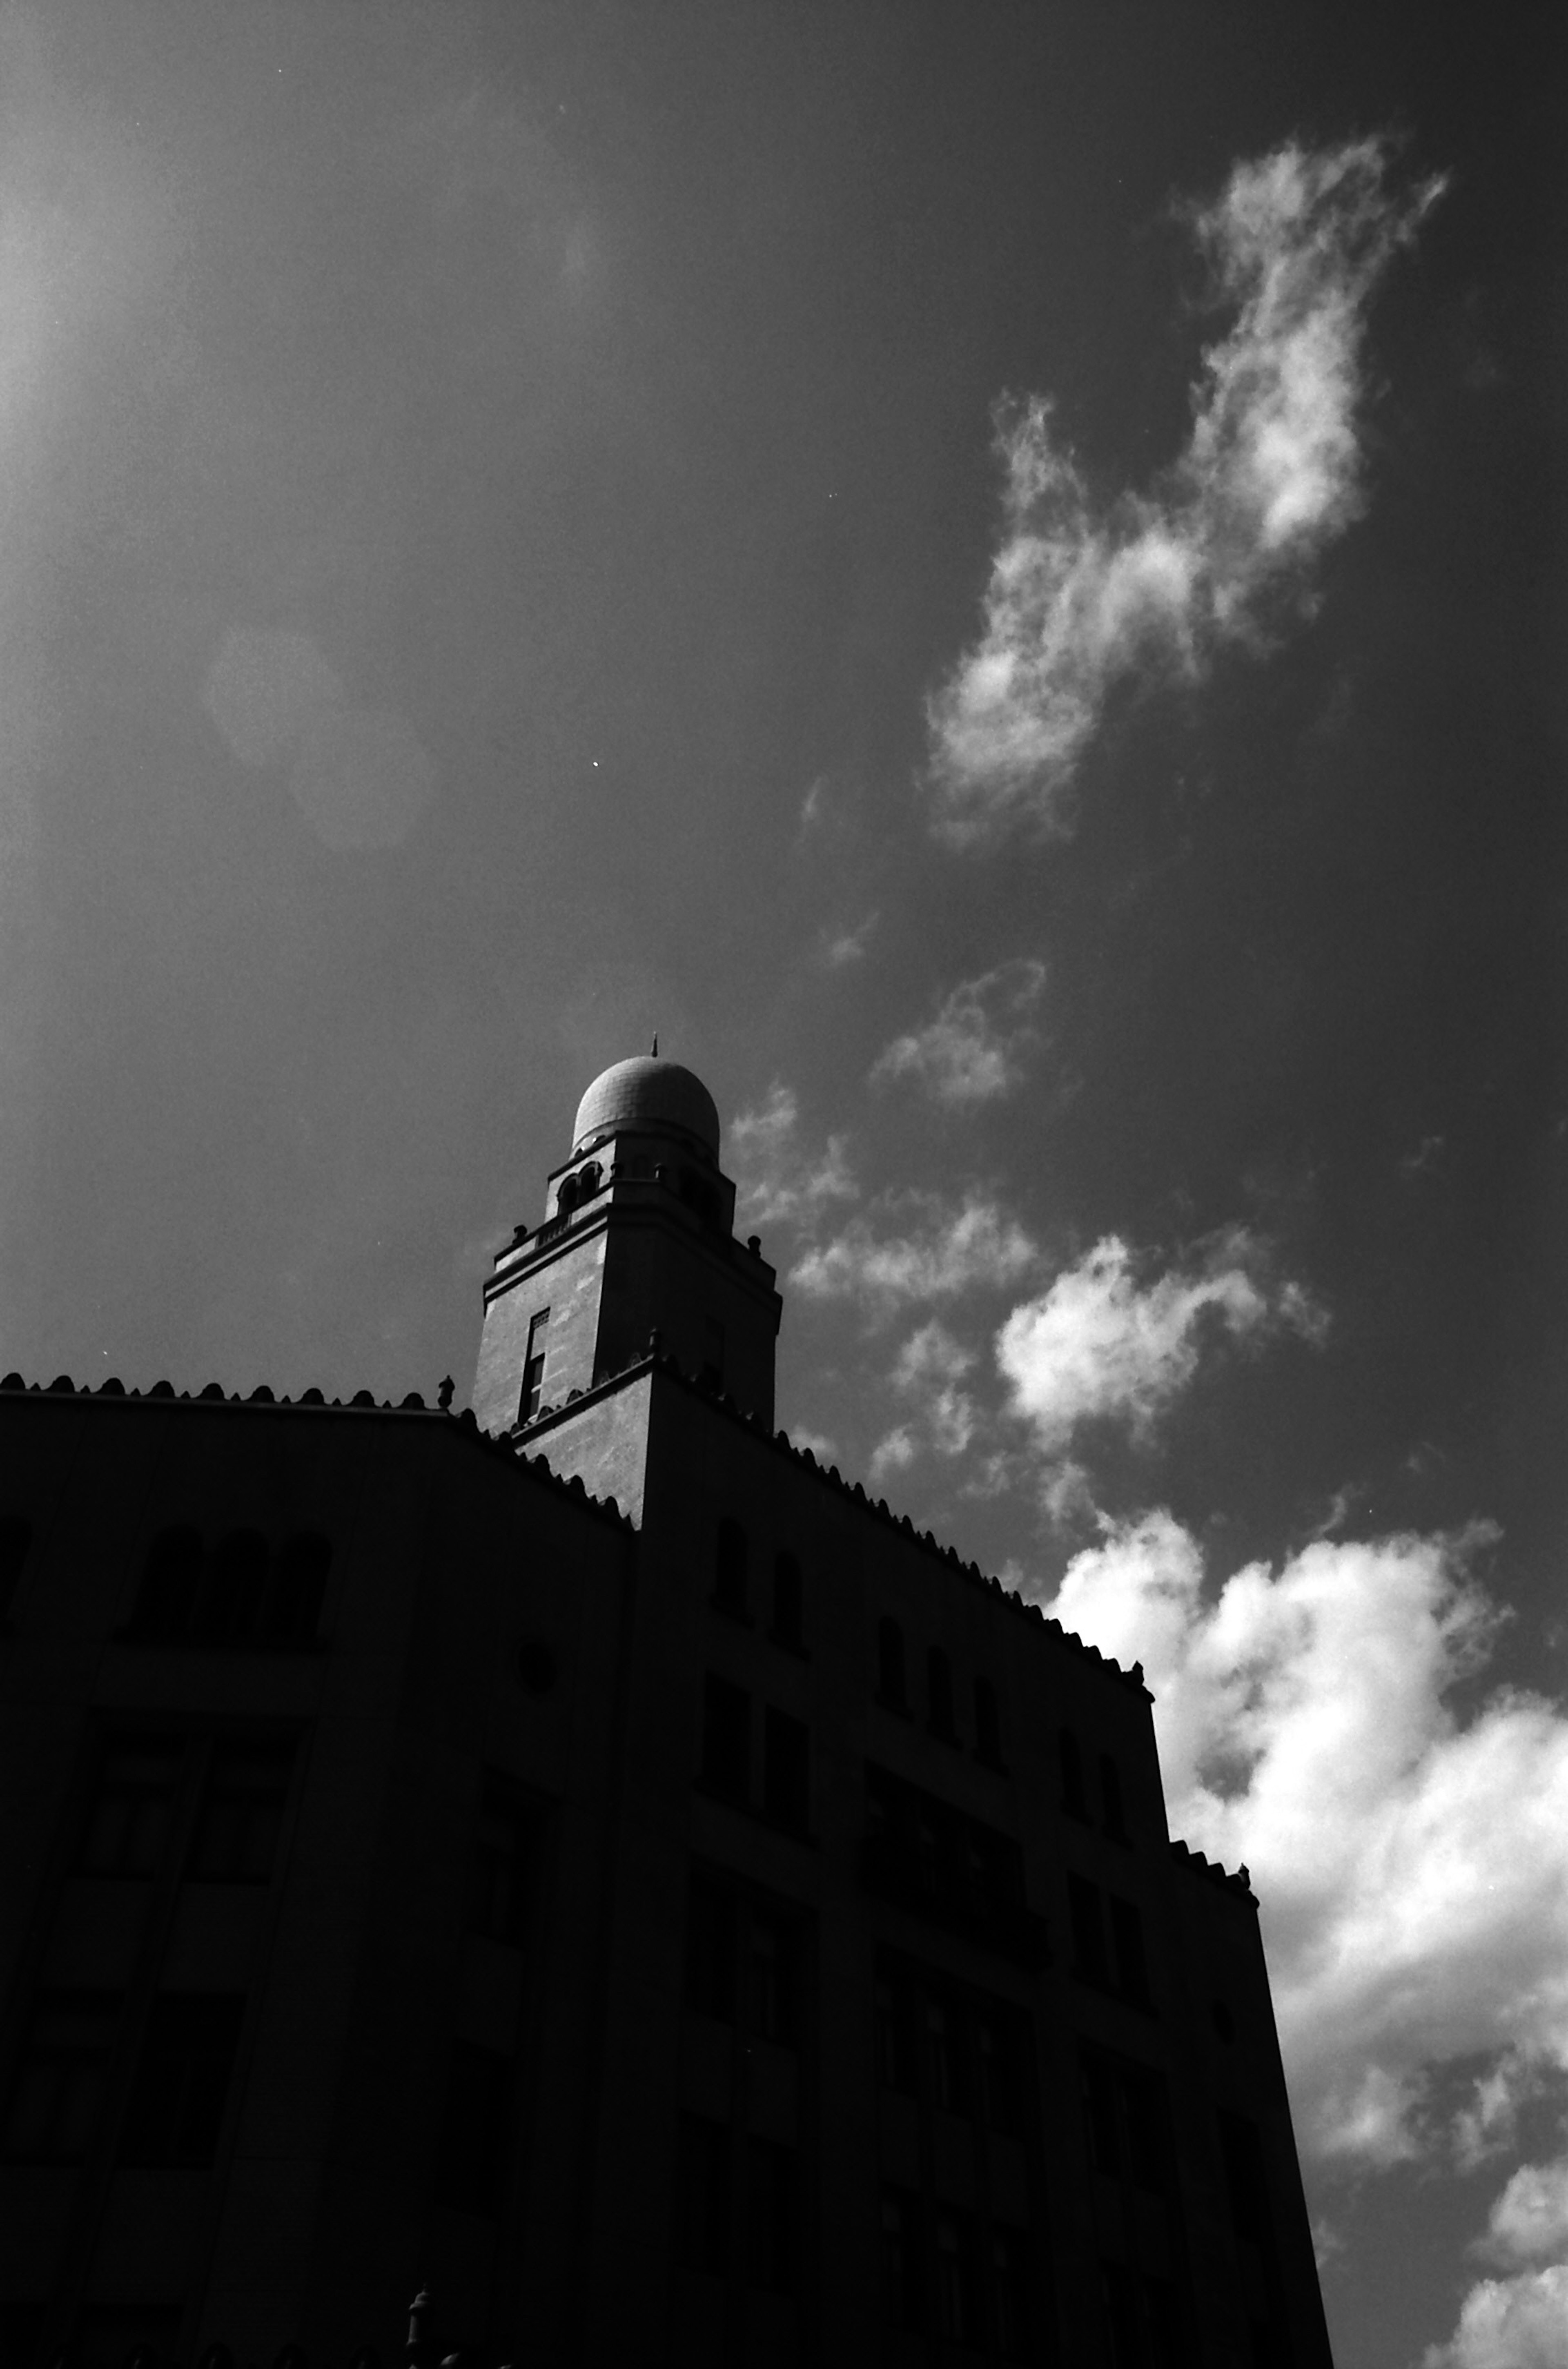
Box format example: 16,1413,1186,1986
877,1617,907,1711
771,1552,804,1647
713,1518,748,1615
927,1647,957,1741
519,1308,550,1424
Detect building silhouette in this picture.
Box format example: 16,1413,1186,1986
0,1056,1333,2368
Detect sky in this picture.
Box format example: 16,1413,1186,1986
0,4,1559,2361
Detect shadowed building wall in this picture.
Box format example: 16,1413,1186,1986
0,1057,1333,2369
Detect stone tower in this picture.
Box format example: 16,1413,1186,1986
471,1054,782,1445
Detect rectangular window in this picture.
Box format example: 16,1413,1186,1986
1082,2048,1172,2197
762,1708,809,1833
746,2138,799,2293
1069,1874,1110,1986
120,1993,245,2168
79,1735,186,1878
699,1677,750,1804
1060,1727,1088,1819
935,2209,978,2346
677,2114,730,2275
926,1994,967,2117
187,1736,296,1884
875,1968,919,2096
519,1308,550,1424
978,2012,1019,2135
744,1907,798,2047
880,2188,922,2329
1100,1753,1129,1842
1109,1896,1150,2008
992,2227,1030,2360
467,1778,540,1945
434,2040,511,2217
2,1992,122,2163
686,1877,737,2022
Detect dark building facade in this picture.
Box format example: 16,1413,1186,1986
0,1057,1333,2369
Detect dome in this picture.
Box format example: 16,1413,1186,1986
571,1056,721,1161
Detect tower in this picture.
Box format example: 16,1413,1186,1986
472,1055,782,1444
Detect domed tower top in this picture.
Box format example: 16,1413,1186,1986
572,1055,721,1163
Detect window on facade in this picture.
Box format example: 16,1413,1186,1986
686,1877,737,2022
120,1994,245,2168
1109,1897,1150,2008
433,2040,510,2217
974,1677,1003,1767
992,2228,1030,2360
713,1518,748,1615
876,1616,906,1710
0,1514,31,1619
978,2013,1018,2135
677,2115,730,2275
198,1530,270,1641
746,2139,799,2293
269,1532,330,1642
699,1677,750,1804
79,1734,186,1878
132,1528,203,1640
745,1908,798,2047
188,1737,296,1884
771,1552,804,1647
762,1708,809,1834
927,1647,957,1741
925,1995,965,2116
874,1970,919,2096
880,2190,921,2329
518,1308,550,1424
1069,1874,1110,1987
466,1778,541,1946
1082,2050,1172,2197
935,2211,978,2347
1218,2109,1275,2247
1100,1753,1129,1843
1060,1727,1088,1819
1,1992,122,2163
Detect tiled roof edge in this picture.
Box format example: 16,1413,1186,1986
1168,1836,1257,1905
0,1372,635,1531
514,1347,1152,1696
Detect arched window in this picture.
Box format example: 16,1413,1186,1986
270,1532,332,1643
556,1172,579,1216
578,1161,602,1199
927,1647,956,1741
0,1514,31,1620
132,1528,203,1639
877,1617,906,1710
974,1677,1003,1767
200,1530,270,1640
772,1552,803,1648
714,1518,748,1615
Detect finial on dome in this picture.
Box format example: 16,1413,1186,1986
650,1033,658,1057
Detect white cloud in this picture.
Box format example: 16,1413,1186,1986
872,958,1047,1106
819,911,879,968
1486,2157,1568,2266
927,137,1445,841
869,1321,980,1477
1039,1517,1568,2175
1425,2266,1568,2369
792,1191,1038,1315
728,1084,857,1233
997,1230,1318,1456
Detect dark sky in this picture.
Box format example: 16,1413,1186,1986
0,7,1559,2361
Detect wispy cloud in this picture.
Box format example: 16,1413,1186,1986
818,911,879,969
997,1230,1323,1459
872,957,1047,1106
870,1321,980,1479
927,136,1445,842
728,1084,857,1234
793,1191,1038,1317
